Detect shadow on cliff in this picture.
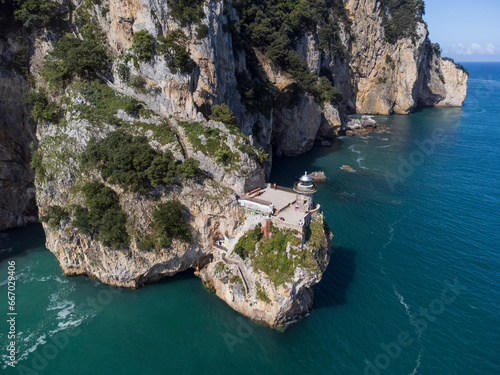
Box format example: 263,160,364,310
313,245,356,309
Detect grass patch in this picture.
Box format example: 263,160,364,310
69,80,143,126
178,121,243,172
234,223,318,286
255,281,271,304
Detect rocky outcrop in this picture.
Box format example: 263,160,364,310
42,179,244,288
344,0,468,114
341,115,390,136
199,213,331,327
35,93,328,326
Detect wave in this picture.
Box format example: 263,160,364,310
383,213,410,248
349,144,361,154
409,350,423,375
393,285,411,318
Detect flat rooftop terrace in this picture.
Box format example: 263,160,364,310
250,186,296,212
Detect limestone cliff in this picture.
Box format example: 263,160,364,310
0,0,469,228
0,63,38,230
343,0,468,114
34,91,257,287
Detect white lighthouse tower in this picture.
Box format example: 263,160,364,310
293,172,317,212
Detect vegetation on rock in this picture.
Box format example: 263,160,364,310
23,90,60,122
152,200,191,248
69,80,142,126
131,29,195,74
132,30,156,61
82,130,199,192
157,30,195,74
12,0,61,28
379,0,425,44
208,104,237,129
234,222,320,286
73,181,130,247
29,143,45,181
42,35,109,89
231,0,347,108
179,120,243,171
255,280,271,304
40,205,68,229
166,0,205,26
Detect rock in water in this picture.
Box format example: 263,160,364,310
309,172,327,181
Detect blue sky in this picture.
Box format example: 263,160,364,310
424,0,500,62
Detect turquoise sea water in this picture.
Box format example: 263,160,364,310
1,63,499,375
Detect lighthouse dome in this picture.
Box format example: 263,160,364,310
299,172,313,183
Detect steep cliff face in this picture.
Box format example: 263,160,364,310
0,70,38,230
35,95,250,287
0,0,469,229
344,0,468,114
42,179,244,288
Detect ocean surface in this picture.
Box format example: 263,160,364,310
1,62,499,375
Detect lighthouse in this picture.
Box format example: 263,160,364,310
293,172,317,212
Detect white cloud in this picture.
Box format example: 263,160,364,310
486,43,496,54
450,42,499,56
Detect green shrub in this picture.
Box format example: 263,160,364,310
8,48,28,77
137,234,156,251
166,0,205,26
439,74,445,83
157,30,195,74
318,76,342,105
152,200,191,247
209,104,237,128
128,74,147,93
234,224,262,259
13,0,58,28
82,130,197,192
235,70,272,114
73,181,130,247
23,90,60,122
132,30,156,61
30,144,45,181
99,208,129,247
379,0,425,44
117,62,130,82
42,35,109,88
40,205,68,229
196,24,209,39
123,97,142,116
